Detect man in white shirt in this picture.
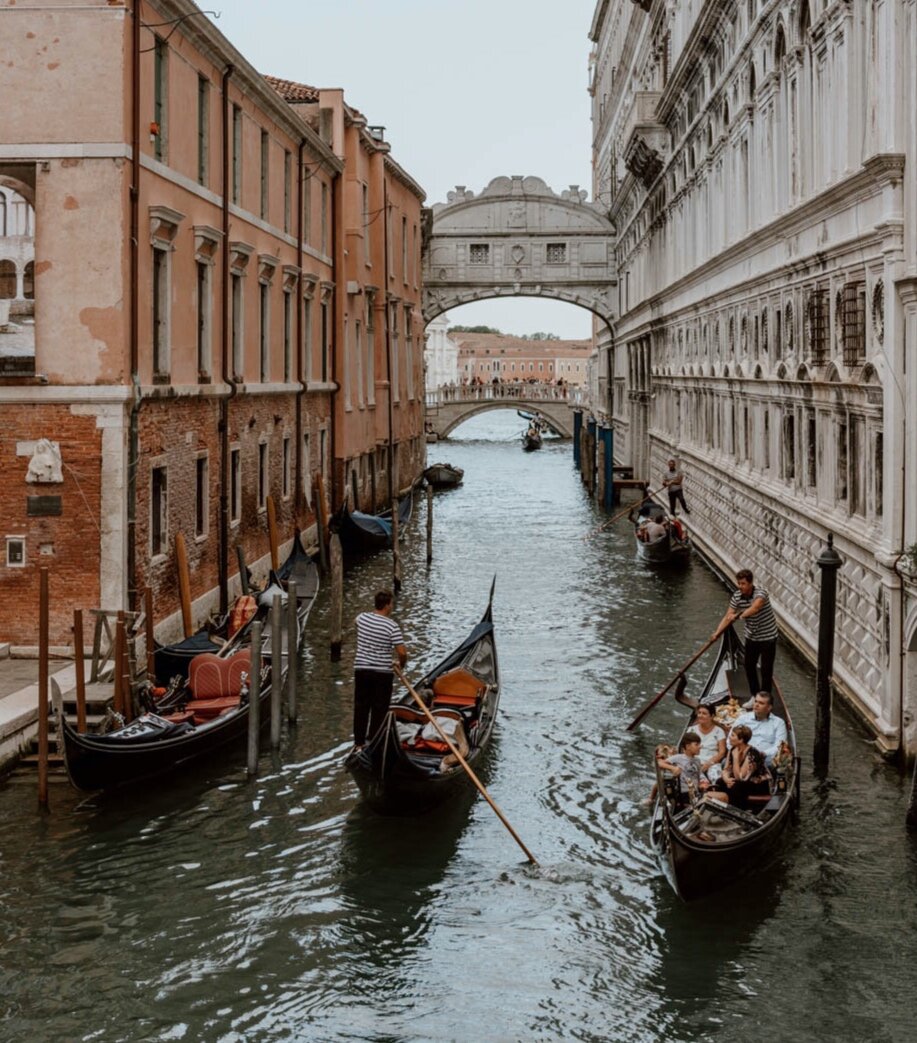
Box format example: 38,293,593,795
733,691,787,767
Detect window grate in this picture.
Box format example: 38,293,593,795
805,288,829,363
842,281,866,366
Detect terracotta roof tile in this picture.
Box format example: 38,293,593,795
264,75,319,103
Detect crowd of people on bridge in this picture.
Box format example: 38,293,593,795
434,377,573,403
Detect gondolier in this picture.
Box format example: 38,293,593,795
353,589,408,748
711,569,779,695
662,458,690,516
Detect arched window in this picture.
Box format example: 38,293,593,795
749,63,757,103
798,0,812,42
0,194,6,237
0,260,16,298
774,24,787,66
24,261,34,300
722,99,730,131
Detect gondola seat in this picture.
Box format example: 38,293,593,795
185,651,251,721
431,668,486,709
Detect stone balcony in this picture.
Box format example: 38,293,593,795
621,91,668,190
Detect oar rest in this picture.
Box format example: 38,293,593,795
185,651,252,723
431,668,486,713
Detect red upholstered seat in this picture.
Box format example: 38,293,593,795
186,651,251,720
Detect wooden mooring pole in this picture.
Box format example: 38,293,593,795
38,567,49,808
113,612,125,719
73,608,87,734
286,580,298,723
330,532,343,661
314,476,329,575
813,533,842,771
175,532,193,638
426,484,433,565
144,586,155,682
391,498,402,593
247,621,262,777
270,594,283,749
266,494,280,572
236,545,250,595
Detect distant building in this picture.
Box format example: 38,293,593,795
451,332,591,385
424,315,459,390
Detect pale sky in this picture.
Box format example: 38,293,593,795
205,0,598,340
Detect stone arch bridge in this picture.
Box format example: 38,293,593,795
425,383,583,439
421,175,617,330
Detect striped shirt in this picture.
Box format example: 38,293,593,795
664,466,684,492
730,586,779,642
354,611,405,673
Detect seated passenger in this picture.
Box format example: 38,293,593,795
656,732,709,804
693,704,728,782
712,724,771,809
733,691,787,767
644,517,668,542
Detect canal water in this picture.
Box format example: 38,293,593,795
2,412,916,1043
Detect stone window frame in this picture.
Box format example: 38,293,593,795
193,225,221,382
281,434,292,501
281,265,299,383
546,242,568,264
364,287,377,406
257,438,269,513
469,243,490,265
302,273,319,385
149,206,184,383
150,460,168,561
5,535,26,569
320,281,334,384
229,444,242,526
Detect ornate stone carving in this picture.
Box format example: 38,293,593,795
25,439,62,484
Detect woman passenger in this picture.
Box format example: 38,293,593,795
712,724,771,810
693,704,727,782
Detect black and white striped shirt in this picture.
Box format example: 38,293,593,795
729,586,779,642
354,612,405,673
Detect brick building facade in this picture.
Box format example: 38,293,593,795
0,0,424,646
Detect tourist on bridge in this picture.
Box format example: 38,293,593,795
711,569,780,696
662,458,690,516
352,589,408,749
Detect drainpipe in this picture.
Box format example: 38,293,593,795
126,2,142,613
294,140,306,519
218,64,236,614
383,179,394,507
330,155,343,512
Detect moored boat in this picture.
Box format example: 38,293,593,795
58,539,319,792
423,462,464,489
650,626,800,901
345,581,499,814
633,499,691,564
330,494,413,556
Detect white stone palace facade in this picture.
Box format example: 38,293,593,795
590,0,917,756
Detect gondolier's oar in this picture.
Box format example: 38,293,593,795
393,665,539,866
625,634,719,731
583,486,665,540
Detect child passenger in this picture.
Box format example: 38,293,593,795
656,732,709,803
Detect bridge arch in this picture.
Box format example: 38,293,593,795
422,175,617,330
425,385,579,439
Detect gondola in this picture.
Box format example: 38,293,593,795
57,538,320,792
345,581,499,814
330,493,413,556
633,498,691,564
522,426,543,452
423,462,464,489
650,626,800,901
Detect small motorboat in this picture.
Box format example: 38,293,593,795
423,462,464,489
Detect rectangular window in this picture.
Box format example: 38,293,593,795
837,419,848,501
782,411,795,481
5,536,25,568
197,75,209,185
303,173,312,245
154,37,167,162
152,247,169,378
258,442,268,509
283,150,292,234
355,319,363,407
260,281,270,382
303,296,313,383
546,243,567,263
230,448,241,523
806,288,829,363
402,216,408,281
231,273,243,378
320,429,327,478
763,409,770,470
413,223,418,285
469,243,489,264
390,303,399,403
151,466,167,556
366,298,375,404
362,184,370,262
196,260,211,378
195,456,208,537
282,436,291,499
303,433,311,503
321,182,328,255
874,431,883,517
321,298,329,382
805,410,816,488
283,289,292,382
232,105,242,205
404,307,413,400
850,417,864,515
260,129,269,220
842,282,867,366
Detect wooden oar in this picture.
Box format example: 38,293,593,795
393,665,539,866
583,486,664,540
625,634,719,731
